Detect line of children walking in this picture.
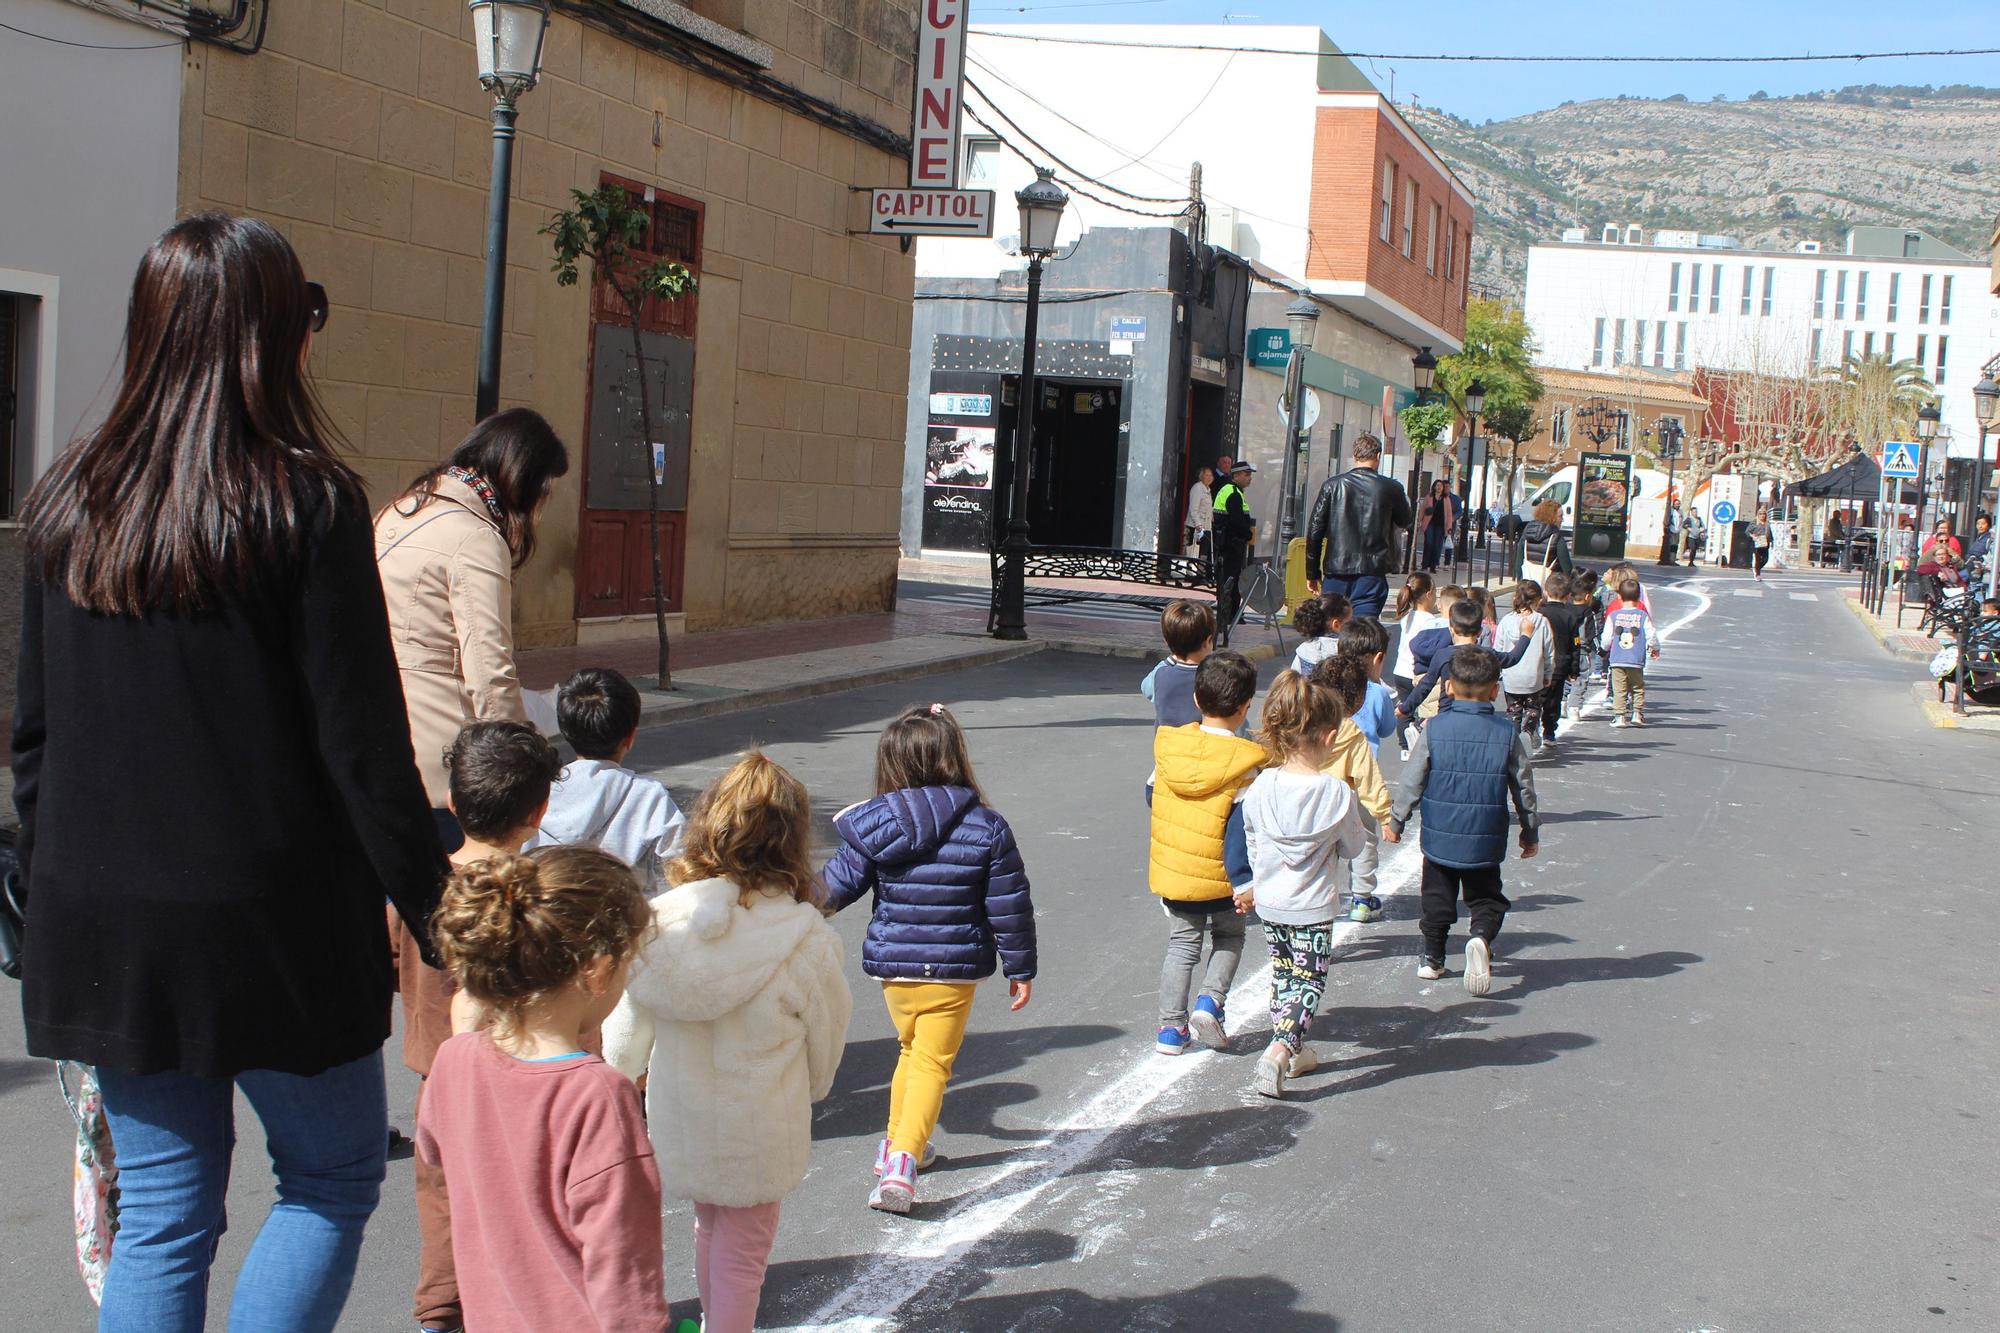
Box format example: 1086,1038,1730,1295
1144,591,1542,1098
413,668,1038,1331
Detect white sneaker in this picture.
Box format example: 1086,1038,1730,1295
1288,1044,1319,1077
1611,716,1630,729
874,1138,937,1176
869,1151,916,1214
1417,957,1447,980
1464,937,1492,996
1252,1045,1288,1099
1631,712,1646,727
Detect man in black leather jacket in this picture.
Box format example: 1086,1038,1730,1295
1303,432,1413,618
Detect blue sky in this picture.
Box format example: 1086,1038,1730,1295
979,1,2000,122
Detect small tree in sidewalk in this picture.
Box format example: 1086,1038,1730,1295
543,185,696,691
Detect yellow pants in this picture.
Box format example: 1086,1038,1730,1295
882,981,976,1157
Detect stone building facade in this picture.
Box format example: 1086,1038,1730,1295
179,0,918,644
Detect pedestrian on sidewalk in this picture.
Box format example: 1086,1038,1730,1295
1141,600,1216,729
1386,647,1541,996
1290,590,1351,675
1417,479,1459,574
821,706,1034,1215
1747,509,1775,580
1309,644,1395,922
1186,465,1215,560
1683,510,1707,566
1213,461,1258,645
1148,653,1268,1056
1602,578,1662,727
1303,432,1414,618
419,845,664,1333
12,213,447,1332
1239,672,1369,1098
375,407,570,1333
615,755,851,1325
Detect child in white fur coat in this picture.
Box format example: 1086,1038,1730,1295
606,754,851,1333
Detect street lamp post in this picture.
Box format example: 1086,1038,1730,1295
1975,374,2000,599
1405,346,1437,574
1657,418,1684,566
993,168,1069,642
469,0,551,421
1277,297,1321,553
1914,402,1941,539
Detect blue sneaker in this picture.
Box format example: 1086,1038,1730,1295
1156,1024,1191,1055
1348,897,1377,923
1189,995,1227,1050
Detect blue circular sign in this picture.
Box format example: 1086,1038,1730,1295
1713,501,1738,524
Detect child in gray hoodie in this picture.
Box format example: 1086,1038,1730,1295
1239,670,1369,1100
527,668,685,892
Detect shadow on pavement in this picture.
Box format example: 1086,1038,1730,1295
742,1227,1081,1329
1503,950,1702,1000
1538,809,1664,825
934,1274,1341,1331
1508,893,1583,912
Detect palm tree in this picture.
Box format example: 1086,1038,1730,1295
1826,353,1934,454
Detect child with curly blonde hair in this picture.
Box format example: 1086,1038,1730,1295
418,843,664,1333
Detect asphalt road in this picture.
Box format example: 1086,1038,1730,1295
2,566,1994,1331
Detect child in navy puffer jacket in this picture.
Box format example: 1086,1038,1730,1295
823,703,1037,1216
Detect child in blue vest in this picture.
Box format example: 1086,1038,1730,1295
1385,646,1540,995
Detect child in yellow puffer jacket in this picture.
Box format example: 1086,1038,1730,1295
1147,651,1267,1056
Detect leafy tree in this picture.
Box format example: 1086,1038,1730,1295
544,185,697,691
1436,299,1545,463
1398,400,1454,454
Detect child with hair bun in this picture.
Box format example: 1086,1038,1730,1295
823,703,1037,1214
418,845,666,1333
611,753,852,1333
1240,671,1369,1098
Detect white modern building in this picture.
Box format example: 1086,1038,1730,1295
1525,226,2000,457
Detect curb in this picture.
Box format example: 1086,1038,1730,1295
634,641,1046,731
1839,592,1935,662
1909,679,2000,734
1044,637,1280,664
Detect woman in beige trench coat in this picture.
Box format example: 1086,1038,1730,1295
372,406,568,1333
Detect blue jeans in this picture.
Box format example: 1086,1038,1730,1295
1322,573,1390,620
93,1050,388,1333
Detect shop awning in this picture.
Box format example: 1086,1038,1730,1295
1790,451,1881,501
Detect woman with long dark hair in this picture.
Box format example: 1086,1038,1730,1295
12,213,444,1330
373,407,567,1333
1417,478,1458,573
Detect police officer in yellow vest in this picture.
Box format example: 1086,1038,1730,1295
1213,460,1256,645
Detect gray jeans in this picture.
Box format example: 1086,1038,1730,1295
1348,820,1380,899
1159,905,1248,1027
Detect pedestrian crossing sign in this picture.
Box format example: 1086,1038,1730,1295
1882,442,1920,479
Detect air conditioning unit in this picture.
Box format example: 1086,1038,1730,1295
1601,224,1620,244
1561,227,1587,243
1795,240,1822,254
1625,224,1644,245
1206,202,1240,251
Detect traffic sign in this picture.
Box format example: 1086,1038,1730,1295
1881,441,1920,479
1277,389,1321,430
867,188,994,237
1712,500,1738,525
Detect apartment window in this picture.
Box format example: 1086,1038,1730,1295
1936,335,1948,385
1379,160,1395,244
1402,180,1417,258
1810,327,1822,364
1668,262,1681,312
1445,218,1457,281
1919,274,1932,323
1887,272,1900,322
1709,263,1721,313
1674,321,1688,370
1813,269,1826,319
1862,331,1875,358
1834,271,1847,320
963,137,1001,185
1592,317,1606,368
1916,333,1928,369
1940,274,1953,325
1740,266,1754,315
1842,329,1853,361
1855,271,1868,321
1614,318,1627,366
1635,319,1647,364
1425,202,1440,274
1654,320,1667,366
1884,332,1895,362
1761,266,1775,317
1690,263,1703,309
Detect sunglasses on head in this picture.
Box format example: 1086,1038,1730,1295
305,281,329,333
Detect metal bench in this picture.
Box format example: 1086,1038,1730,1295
987,546,1216,633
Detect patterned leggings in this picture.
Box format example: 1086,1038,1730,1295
1265,920,1337,1052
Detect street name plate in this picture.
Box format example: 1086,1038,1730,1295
868,188,995,237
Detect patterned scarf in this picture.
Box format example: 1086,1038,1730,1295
445,466,504,524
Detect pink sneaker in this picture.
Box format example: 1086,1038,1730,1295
870,1150,916,1213
873,1138,936,1175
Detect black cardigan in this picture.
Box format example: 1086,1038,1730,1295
12,488,447,1077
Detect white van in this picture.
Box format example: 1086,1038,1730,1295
1515,464,1674,556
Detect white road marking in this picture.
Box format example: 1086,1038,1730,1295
786,583,1718,1332
1732,589,1764,598
1789,592,1818,602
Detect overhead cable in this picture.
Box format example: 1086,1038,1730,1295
973,31,2000,64
965,77,1188,206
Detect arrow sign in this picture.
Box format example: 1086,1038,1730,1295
868,188,995,238
1881,441,1920,479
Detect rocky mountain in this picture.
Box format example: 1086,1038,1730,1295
1405,86,2000,304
